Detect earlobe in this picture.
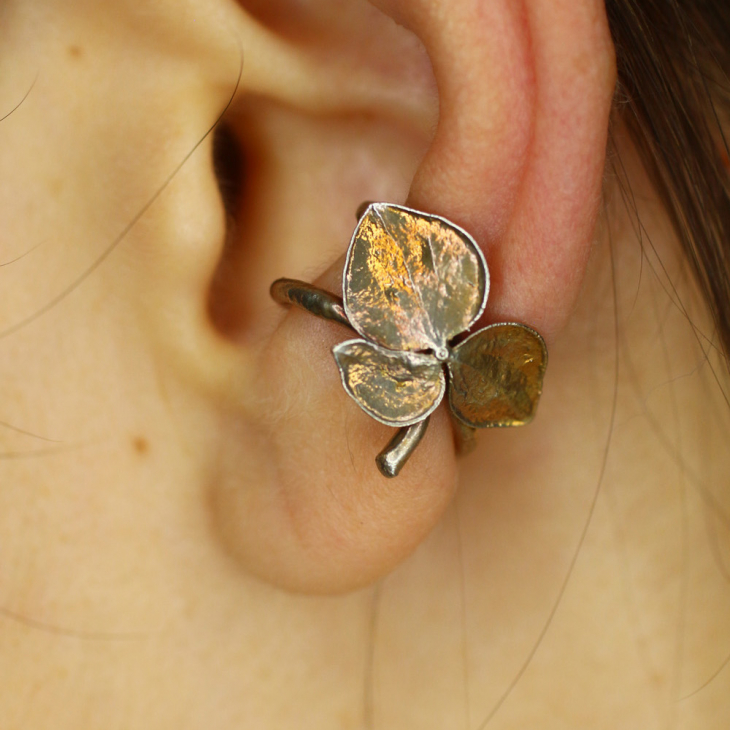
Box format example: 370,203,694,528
180,0,616,593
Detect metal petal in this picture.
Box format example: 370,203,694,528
447,324,547,428
333,339,445,427
343,203,489,353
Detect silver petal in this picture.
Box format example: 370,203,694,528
343,203,489,353
333,339,446,427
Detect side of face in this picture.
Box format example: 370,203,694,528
0,1,727,729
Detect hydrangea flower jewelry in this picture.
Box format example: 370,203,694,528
271,203,547,477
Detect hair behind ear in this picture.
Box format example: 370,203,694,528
607,0,730,363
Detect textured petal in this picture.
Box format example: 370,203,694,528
333,339,445,427
447,324,547,428
343,203,488,353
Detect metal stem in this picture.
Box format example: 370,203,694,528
451,418,477,455
375,417,430,478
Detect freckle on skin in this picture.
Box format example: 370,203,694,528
133,437,149,455
68,45,83,59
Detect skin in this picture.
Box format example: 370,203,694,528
0,0,728,727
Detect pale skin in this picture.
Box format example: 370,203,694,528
0,0,729,728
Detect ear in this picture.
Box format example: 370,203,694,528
146,0,616,593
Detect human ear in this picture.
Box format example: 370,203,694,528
144,0,616,593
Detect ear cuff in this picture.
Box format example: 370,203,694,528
271,202,547,478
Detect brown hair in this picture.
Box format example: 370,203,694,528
606,0,730,360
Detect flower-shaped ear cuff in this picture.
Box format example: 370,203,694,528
271,203,547,478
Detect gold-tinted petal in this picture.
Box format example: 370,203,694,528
343,203,488,353
333,339,445,427
447,324,547,428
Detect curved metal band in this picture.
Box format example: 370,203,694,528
270,278,351,329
